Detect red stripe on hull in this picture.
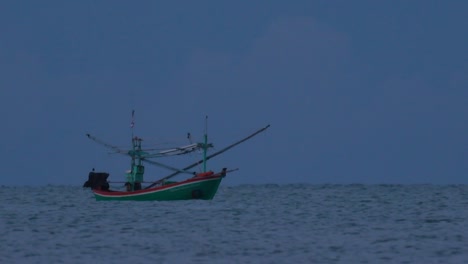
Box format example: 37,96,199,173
93,174,224,197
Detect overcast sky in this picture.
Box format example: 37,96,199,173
0,1,466,186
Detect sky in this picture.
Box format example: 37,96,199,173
0,1,466,186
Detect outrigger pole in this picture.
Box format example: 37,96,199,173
145,124,271,189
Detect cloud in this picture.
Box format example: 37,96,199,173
241,16,349,79
162,16,354,183
168,17,351,123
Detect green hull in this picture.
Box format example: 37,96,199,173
93,176,223,201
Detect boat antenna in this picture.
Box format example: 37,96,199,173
130,109,135,138
203,115,208,172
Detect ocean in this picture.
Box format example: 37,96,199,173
1,184,467,263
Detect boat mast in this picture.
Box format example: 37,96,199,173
126,110,144,191
203,115,208,172
130,110,135,171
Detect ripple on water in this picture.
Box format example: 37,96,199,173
0,185,467,263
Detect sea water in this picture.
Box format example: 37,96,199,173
0,184,467,263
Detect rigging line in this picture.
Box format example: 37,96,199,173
145,124,271,189
141,158,195,175
86,133,126,153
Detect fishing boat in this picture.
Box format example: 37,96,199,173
83,113,270,201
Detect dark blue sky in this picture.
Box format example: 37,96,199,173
1,1,466,186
